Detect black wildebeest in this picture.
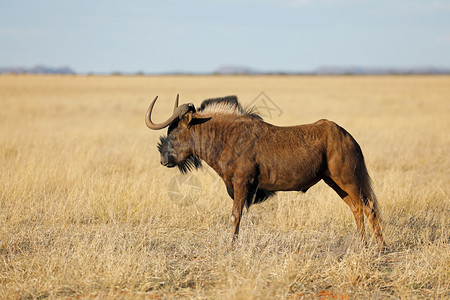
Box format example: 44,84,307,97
146,95,385,249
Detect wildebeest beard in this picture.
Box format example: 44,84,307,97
157,136,202,174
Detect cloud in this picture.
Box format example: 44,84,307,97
286,0,372,7
287,0,311,6
390,0,450,14
286,0,450,12
436,33,450,44
431,0,450,11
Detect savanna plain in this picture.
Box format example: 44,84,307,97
0,75,448,299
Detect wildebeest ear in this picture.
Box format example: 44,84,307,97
190,117,211,126
179,111,194,128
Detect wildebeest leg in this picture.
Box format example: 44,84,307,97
230,184,246,243
323,177,366,241
230,177,257,244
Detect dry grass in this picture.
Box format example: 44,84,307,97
0,75,448,299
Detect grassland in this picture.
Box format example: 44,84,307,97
0,75,448,299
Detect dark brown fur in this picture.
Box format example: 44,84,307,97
155,96,385,248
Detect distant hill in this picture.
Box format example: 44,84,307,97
212,65,450,75
314,66,450,75
1,64,449,75
0,65,75,74
213,65,258,75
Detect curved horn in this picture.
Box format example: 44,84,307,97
145,95,191,130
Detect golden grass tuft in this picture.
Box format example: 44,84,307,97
0,75,448,298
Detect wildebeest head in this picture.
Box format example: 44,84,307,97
146,95,202,173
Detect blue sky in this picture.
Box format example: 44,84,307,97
1,0,450,73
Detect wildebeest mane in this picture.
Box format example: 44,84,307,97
198,96,262,120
